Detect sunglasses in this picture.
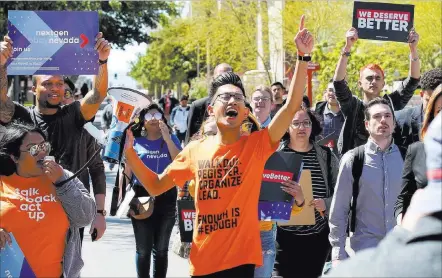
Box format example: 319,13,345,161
144,112,162,121
21,142,51,157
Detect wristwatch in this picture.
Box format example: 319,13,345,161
297,55,312,62
341,49,351,57
99,59,108,65
97,210,107,216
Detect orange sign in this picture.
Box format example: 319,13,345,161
115,101,134,123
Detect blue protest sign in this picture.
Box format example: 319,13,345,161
7,10,99,75
0,234,36,278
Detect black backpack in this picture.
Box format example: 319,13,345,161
348,144,407,232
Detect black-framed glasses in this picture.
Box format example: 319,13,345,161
291,120,312,129
215,93,245,104
252,96,271,102
21,142,51,157
144,112,162,121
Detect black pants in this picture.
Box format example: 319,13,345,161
176,131,186,145
274,225,331,278
79,227,84,244
191,264,255,278
131,205,176,278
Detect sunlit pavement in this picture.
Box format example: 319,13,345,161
81,165,190,277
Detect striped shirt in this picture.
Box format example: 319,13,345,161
280,146,327,235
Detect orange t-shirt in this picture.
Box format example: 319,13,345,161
0,174,69,277
165,128,278,275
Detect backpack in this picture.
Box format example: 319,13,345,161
348,144,407,232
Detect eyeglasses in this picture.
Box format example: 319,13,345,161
64,89,73,99
215,93,245,104
21,142,51,157
144,112,162,121
291,120,312,129
252,96,271,102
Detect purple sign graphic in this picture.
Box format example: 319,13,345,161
7,10,99,75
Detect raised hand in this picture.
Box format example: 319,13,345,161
294,15,314,55
345,27,358,51
408,28,419,52
95,32,111,61
43,161,64,184
0,36,13,66
159,120,170,139
124,129,135,153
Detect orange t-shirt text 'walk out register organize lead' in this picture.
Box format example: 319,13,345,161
165,129,278,276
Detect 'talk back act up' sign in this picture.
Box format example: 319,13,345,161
353,1,414,43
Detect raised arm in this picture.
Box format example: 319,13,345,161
268,15,312,145
124,129,175,196
333,28,359,116
0,36,14,123
80,32,111,121
388,29,420,110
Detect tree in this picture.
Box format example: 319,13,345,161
0,0,178,49
283,0,441,101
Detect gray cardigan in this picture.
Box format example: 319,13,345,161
56,170,96,278
278,141,339,214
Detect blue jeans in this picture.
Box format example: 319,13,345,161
254,224,276,278
131,205,176,278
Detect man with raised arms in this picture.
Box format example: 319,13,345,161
124,16,313,278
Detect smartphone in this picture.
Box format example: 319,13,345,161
91,228,98,242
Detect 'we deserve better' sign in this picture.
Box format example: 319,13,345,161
352,1,414,43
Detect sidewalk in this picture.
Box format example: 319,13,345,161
81,166,190,277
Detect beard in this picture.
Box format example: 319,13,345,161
41,100,61,109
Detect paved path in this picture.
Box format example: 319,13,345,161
81,165,190,277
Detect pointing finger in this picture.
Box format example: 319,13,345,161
299,15,305,31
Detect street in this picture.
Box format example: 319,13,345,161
81,165,190,277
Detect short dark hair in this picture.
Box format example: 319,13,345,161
271,82,285,89
420,68,442,91
180,95,189,101
64,77,75,91
0,122,47,176
364,97,394,121
302,95,311,108
209,72,245,99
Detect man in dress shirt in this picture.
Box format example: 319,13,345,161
250,85,273,128
329,97,404,265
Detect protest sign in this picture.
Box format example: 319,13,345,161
177,200,196,243
259,152,303,221
7,10,98,75
352,1,414,42
278,170,316,226
0,234,36,278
